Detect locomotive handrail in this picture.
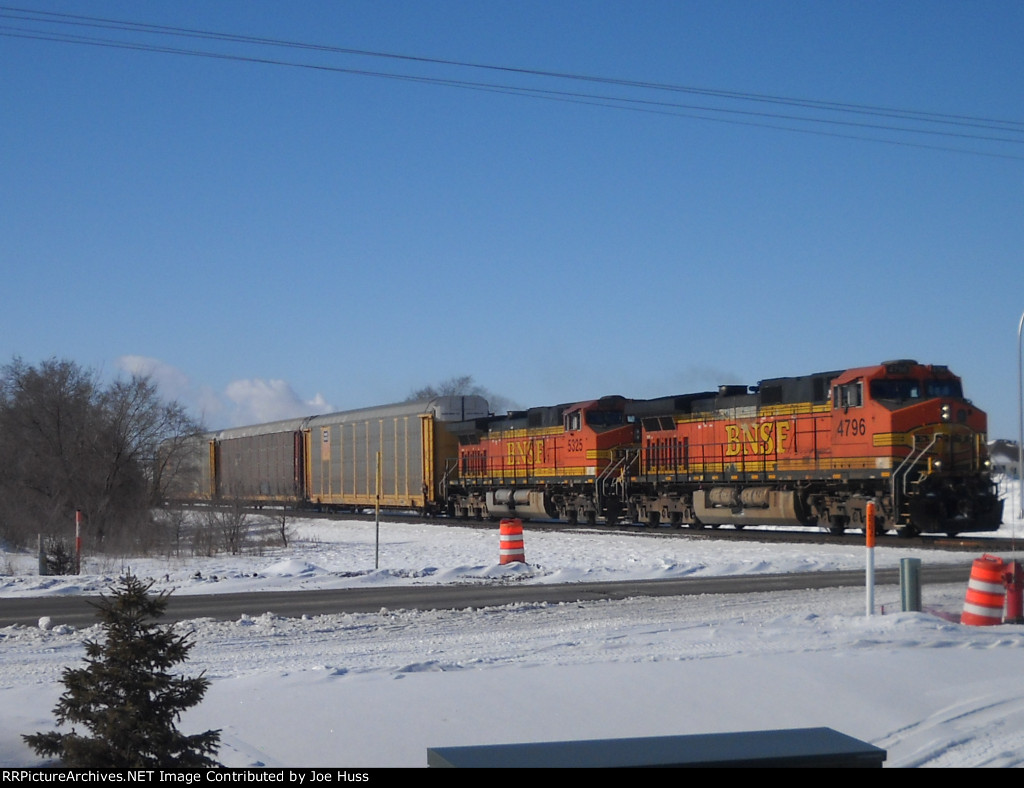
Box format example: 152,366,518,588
891,432,939,523
596,449,637,509
440,458,459,500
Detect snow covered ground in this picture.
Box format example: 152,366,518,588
2,479,1024,768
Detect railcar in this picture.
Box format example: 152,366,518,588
213,417,308,504
451,360,1002,536
190,396,489,514
306,396,487,512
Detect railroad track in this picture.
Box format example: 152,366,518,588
184,502,1013,553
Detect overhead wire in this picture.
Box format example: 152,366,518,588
2,4,1022,160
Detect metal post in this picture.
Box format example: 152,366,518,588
375,451,381,570
38,534,47,576
900,558,922,612
1017,311,1024,522
865,501,876,616
75,508,82,575
1005,561,1024,624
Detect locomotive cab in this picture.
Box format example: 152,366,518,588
829,360,1001,536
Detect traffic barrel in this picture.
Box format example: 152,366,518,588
961,554,1006,626
499,518,525,565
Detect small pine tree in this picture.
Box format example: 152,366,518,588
23,574,221,767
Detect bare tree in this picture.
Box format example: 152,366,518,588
0,357,204,552
103,375,205,506
408,375,516,414
275,513,291,548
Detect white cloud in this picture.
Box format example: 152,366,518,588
224,378,331,426
116,356,330,428
116,355,192,399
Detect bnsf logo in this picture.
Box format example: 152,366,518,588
507,439,546,464
724,421,792,457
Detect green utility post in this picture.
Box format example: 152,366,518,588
900,558,922,612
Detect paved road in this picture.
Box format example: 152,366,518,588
0,563,973,628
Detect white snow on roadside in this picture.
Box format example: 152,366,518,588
2,480,1023,768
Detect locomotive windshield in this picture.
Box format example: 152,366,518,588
585,410,625,428
925,379,963,398
870,378,963,402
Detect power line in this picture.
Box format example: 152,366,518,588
2,5,1022,160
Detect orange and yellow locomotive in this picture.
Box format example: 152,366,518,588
450,360,1002,536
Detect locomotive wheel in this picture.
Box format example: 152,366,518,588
828,515,847,536
648,511,661,527
585,510,597,526
566,509,578,526
669,511,683,528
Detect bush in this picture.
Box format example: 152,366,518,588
23,575,221,767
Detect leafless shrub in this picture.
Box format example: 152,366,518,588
275,513,291,548
0,357,204,552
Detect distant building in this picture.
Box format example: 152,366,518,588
989,439,1021,479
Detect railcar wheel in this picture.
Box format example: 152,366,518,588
566,509,578,526
648,511,661,527
828,515,847,536
585,510,597,526
669,512,683,528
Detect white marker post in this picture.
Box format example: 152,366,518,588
375,451,382,570
865,501,876,616
75,509,83,575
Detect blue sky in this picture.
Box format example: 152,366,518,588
2,1,1022,436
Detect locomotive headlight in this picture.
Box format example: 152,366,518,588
933,460,943,470
941,404,951,422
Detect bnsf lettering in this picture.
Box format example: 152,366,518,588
507,439,545,465
725,421,792,457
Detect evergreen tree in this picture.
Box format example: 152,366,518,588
23,575,221,767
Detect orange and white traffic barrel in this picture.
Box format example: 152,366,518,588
499,518,525,565
961,554,1006,626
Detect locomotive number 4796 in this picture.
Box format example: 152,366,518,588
836,418,867,437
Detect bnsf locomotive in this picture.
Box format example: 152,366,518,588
182,360,1002,537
